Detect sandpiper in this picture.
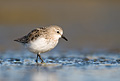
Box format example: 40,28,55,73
14,25,68,63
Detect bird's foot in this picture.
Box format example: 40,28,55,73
41,61,45,63
35,59,38,63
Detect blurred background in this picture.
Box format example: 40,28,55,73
0,0,120,52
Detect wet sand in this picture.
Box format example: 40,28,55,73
0,50,120,81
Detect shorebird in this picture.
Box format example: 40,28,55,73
14,25,68,63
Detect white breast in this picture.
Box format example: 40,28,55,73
26,37,58,54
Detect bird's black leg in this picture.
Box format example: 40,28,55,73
38,53,44,63
35,54,39,63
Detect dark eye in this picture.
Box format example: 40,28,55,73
57,31,59,33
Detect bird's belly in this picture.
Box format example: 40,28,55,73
26,38,58,54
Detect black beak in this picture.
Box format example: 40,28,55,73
62,35,68,41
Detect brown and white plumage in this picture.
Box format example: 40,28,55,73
14,25,68,63
14,27,47,43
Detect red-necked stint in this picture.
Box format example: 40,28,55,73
14,25,68,63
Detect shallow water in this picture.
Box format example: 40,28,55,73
0,50,120,81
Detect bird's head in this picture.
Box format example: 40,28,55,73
48,25,68,41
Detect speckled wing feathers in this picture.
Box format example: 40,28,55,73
14,27,47,44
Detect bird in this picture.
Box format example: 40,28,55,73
14,25,68,63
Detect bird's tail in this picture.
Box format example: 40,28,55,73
14,36,28,44
14,38,21,42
